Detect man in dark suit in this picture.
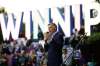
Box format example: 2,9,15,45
44,23,64,66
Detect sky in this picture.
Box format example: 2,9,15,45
0,0,94,13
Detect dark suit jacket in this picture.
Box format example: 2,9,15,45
44,32,64,66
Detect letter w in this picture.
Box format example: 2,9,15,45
0,13,22,40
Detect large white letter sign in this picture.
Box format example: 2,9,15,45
72,4,81,31
83,2,100,36
32,9,49,39
23,11,31,39
51,7,71,37
0,13,22,40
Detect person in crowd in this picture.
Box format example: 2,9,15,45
12,53,19,66
62,46,68,66
69,28,79,49
44,23,64,66
78,26,85,36
36,48,43,66
18,50,25,66
0,53,8,66
30,49,37,66
62,45,73,66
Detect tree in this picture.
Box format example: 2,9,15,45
96,0,100,3
84,32,100,65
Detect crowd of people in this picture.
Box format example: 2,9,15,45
0,38,48,66
0,23,94,66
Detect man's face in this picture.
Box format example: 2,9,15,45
48,24,56,33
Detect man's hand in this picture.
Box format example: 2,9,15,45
44,32,49,42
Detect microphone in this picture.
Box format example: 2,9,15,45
44,32,49,41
